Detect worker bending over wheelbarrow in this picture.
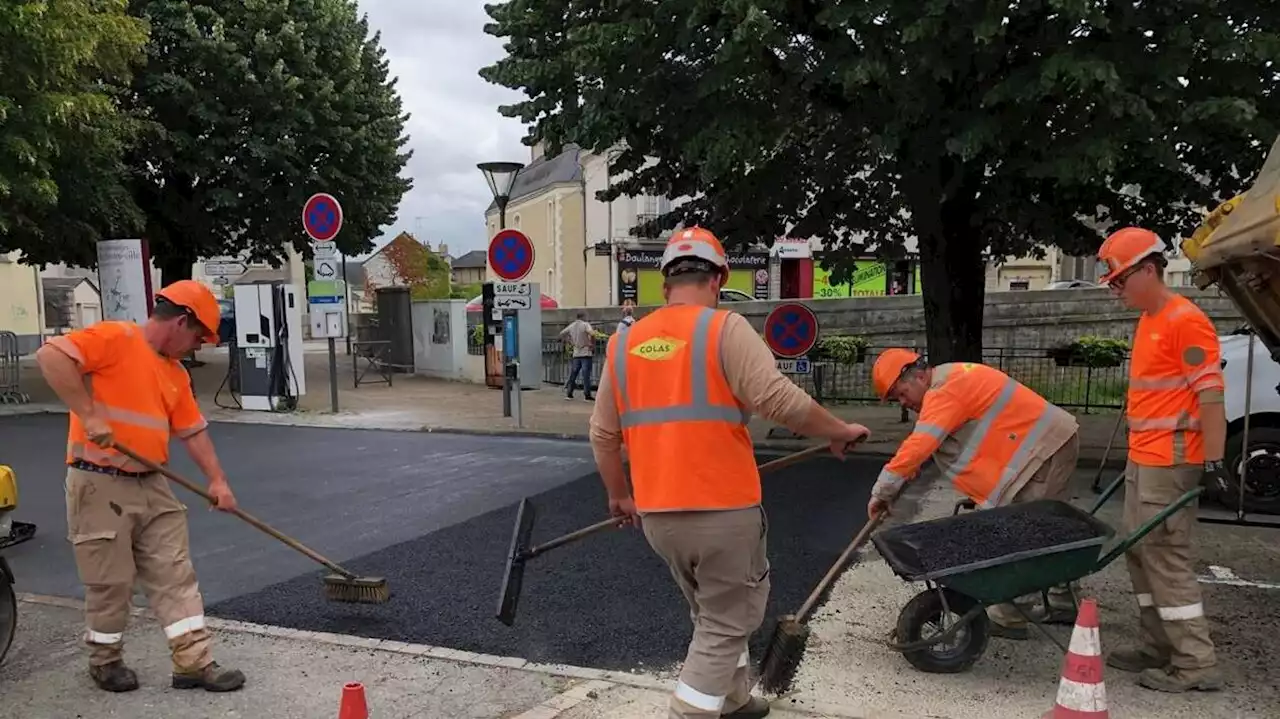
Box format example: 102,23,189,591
868,349,1082,639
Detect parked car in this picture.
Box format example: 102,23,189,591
1217,330,1280,514
1044,280,1101,290
719,288,755,302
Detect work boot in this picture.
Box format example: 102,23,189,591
1138,665,1223,693
172,661,246,692
89,661,139,692
722,695,770,718
1106,646,1169,673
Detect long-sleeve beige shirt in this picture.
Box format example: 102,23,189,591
588,310,815,464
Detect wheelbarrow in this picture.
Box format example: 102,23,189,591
870,473,1204,674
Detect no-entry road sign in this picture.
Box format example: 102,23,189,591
488,229,535,282
764,302,819,359
303,193,343,242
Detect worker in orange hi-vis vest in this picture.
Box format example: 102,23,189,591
589,227,871,719
1097,227,1225,693
867,349,1083,639
35,280,245,694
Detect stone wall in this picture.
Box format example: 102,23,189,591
539,288,1245,349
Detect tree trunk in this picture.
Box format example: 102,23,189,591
917,226,986,364
157,250,195,286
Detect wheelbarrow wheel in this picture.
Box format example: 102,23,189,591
896,588,988,674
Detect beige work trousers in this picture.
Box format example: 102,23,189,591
65,467,213,672
642,507,770,719
986,433,1081,629
1122,461,1216,669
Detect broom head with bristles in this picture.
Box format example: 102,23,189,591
323,574,391,604
757,614,811,695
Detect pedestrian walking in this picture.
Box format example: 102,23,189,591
1096,227,1225,693
589,226,871,719
868,349,1082,638
560,311,596,400
616,305,635,334
35,280,246,694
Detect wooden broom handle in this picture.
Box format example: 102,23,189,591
111,442,356,579
796,511,887,621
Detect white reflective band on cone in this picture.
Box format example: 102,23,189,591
86,630,123,644
1068,627,1102,657
1055,678,1109,711
164,615,207,639
674,681,726,712
1157,602,1204,621
737,650,749,668
1136,593,1154,607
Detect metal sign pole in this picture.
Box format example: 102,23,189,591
504,311,523,427
502,309,513,418
328,336,339,413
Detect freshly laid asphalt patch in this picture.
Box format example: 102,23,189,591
208,453,876,672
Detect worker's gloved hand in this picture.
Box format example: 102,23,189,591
867,496,892,519
1203,459,1231,496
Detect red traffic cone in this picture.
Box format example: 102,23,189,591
338,682,369,719
1043,598,1108,719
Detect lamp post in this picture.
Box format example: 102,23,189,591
477,160,525,411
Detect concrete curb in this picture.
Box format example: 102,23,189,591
15,592,872,718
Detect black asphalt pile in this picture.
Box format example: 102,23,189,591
884,502,1101,575
207,453,874,672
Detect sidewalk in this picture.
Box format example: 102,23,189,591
11,347,1130,463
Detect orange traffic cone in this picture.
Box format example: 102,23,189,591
1043,597,1108,719
338,682,369,719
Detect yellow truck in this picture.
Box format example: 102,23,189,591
1181,133,1280,523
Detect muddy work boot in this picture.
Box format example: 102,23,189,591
722,695,770,718
1138,665,1223,693
1106,646,1169,673
172,661,246,692
89,661,139,692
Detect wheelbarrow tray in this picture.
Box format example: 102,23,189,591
872,499,1115,606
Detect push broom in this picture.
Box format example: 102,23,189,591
112,443,390,605
756,508,888,694
496,443,836,626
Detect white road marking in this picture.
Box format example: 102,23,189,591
1197,565,1280,590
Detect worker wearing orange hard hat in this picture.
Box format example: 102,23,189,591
589,227,871,719
1097,227,1224,693
869,348,1082,638
35,280,246,694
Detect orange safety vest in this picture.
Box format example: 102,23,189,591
606,304,760,512
1127,294,1223,466
52,321,194,473
880,362,1074,507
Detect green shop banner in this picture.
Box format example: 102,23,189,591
617,248,770,306
813,260,920,298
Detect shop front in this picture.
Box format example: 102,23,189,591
616,247,770,306
812,259,920,298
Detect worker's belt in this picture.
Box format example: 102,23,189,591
69,460,153,479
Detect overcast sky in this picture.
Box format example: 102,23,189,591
357,1,528,258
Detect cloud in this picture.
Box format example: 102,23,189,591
356,0,529,258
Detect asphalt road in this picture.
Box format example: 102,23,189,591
0,414,596,603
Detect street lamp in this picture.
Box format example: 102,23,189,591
478,161,525,229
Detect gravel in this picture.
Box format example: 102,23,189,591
884,503,1102,575
207,453,874,672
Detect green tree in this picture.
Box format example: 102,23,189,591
126,0,412,283
0,0,148,266
481,1,1280,361
372,232,452,301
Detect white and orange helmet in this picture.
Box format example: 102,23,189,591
660,226,729,281
1097,227,1167,284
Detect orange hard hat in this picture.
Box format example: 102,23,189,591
660,226,729,279
156,280,220,343
872,348,921,399
1097,227,1167,284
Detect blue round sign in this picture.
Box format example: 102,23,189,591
764,302,819,359
303,193,343,242
488,229,535,281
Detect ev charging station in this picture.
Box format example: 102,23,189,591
231,281,305,411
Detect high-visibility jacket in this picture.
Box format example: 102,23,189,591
1127,294,1224,466
874,362,1077,507
48,321,208,473
606,304,760,512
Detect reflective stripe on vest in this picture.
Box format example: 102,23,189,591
612,308,750,430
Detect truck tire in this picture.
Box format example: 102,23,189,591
1222,426,1280,515
0,582,15,665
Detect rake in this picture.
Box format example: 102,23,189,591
112,443,389,605
496,443,836,626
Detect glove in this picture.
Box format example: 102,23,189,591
1203,459,1230,495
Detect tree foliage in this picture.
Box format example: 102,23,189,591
0,0,148,266
481,0,1280,361
370,233,452,301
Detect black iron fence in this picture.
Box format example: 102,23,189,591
535,342,1129,412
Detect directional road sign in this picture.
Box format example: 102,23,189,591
203,260,246,277
488,229,535,281
764,302,819,359
494,281,533,310
303,193,343,242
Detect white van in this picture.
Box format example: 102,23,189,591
1217,329,1280,514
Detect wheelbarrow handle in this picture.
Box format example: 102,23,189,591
1087,472,1127,516
1094,486,1205,569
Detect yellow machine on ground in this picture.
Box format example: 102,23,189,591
0,465,35,664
